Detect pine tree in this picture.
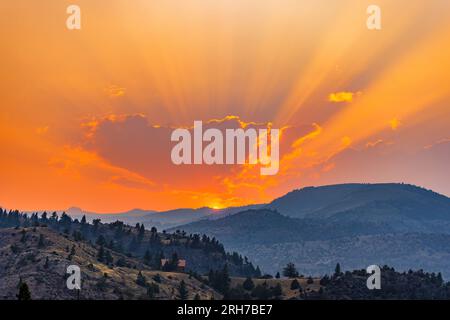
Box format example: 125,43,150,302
96,235,106,246
138,224,145,240
136,271,147,287
44,257,50,269
152,274,162,283
283,263,299,278
290,279,300,290
178,280,188,300
272,283,283,297
243,277,255,291
275,272,281,279
144,250,152,265
105,250,114,265
255,266,262,278
97,245,105,262
20,229,27,243
334,263,341,276
17,281,31,300
68,245,76,260
437,272,444,286
38,234,45,248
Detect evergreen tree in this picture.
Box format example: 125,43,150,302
147,283,159,299
20,229,27,243
208,265,231,294
272,283,283,298
96,235,106,246
152,274,162,283
178,280,188,300
320,275,330,286
38,234,45,248
144,249,152,265
97,245,105,262
105,250,114,265
251,282,272,300
138,224,145,240
255,266,262,278
136,271,147,287
242,277,255,291
437,272,444,286
68,245,76,260
17,281,31,300
334,263,342,276
283,263,299,278
275,272,281,279
290,279,301,290
44,257,50,269
92,219,101,232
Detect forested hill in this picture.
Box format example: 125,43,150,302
0,208,260,277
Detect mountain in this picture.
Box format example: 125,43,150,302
267,183,450,221
60,204,264,230
174,183,450,277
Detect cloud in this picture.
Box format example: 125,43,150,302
48,146,156,191
71,113,332,206
366,139,384,148
424,138,450,149
78,114,286,197
105,85,126,97
328,91,359,103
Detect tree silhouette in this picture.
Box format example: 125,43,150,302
17,281,31,300
283,263,299,278
179,280,188,300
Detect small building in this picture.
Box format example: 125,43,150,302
161,259,186,272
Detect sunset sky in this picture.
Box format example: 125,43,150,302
1,0,449,212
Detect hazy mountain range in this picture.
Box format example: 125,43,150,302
172,183,450,278
56,204,264,230
3,183,450,300
9,183,450,278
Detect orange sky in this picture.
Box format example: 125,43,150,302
1,0,449,212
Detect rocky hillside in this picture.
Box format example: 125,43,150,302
0,208,260,278
0,226,220,300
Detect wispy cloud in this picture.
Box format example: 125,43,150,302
105,85,126,97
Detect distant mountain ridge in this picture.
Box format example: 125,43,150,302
37,204,264,230
266,183,450,221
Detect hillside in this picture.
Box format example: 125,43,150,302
175,184,450,277
1,211,450,300
0,209,260,278
0,226,220,300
